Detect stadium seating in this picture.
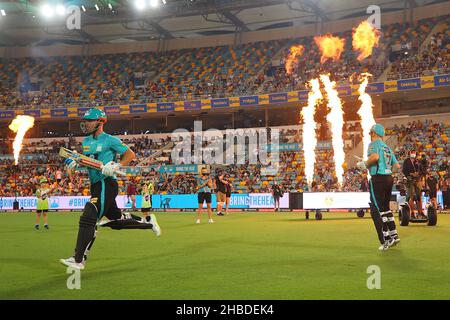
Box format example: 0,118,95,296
0,16,448,110
387,27,449,80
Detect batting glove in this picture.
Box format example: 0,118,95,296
357,161,367,171
64,158,78,170
102,161,121,177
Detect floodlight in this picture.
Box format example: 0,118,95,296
40,4,54,18
56,4,66,16
135,0,146,10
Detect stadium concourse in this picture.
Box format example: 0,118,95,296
0,119,449,203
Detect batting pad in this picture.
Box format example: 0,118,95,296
100,218,153,230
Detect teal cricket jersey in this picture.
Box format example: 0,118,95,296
82,132,129,184
367,139,398,175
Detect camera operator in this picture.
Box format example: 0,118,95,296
271,182,283,212
402,150,424,216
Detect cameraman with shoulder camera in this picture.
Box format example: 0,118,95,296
271,182,283,212
402,150,424,217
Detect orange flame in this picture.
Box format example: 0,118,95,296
357,73,376,162
301,78,322,186
8,115,35,165
320,74,345,186
352,20,381,61
314,34,346,64
285,45,304,75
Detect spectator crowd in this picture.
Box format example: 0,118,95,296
0,16,448,110
1,120,448,209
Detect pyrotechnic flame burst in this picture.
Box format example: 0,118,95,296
8,115,35,165
320,74,345,186
285,45,304,75
357,73,376,161
352,20,381,61
301,78,322,186
314,34,346,64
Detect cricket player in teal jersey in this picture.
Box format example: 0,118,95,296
60,108,161,270
357,124,401,251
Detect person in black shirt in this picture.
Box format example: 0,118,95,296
419,154,428,185
402,150,423,216
215,171,228,216
224,174,232,215
425,170,439,209
271,183,283,212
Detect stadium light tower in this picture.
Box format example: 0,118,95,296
0,9,6,17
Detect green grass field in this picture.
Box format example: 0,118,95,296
1,211,449,300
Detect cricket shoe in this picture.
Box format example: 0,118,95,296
378,241,390,251
389,238,401,247
44,224,49,230
59,257,85,270
149,214,161,237
35,225,39,230
98,219,110,226
208,219,214,224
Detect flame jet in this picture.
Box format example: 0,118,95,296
314,34,346,64
8,115,35,165
301,78,322,186
357,73,376,161
285,45,304,75
320,75,345,186
352,20,381,61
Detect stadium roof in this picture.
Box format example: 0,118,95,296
0,0,445,46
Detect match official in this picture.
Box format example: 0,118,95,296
357,124,401,251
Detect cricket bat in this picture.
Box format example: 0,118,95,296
59,147,127,176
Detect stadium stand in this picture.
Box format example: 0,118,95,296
0,15,448,110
